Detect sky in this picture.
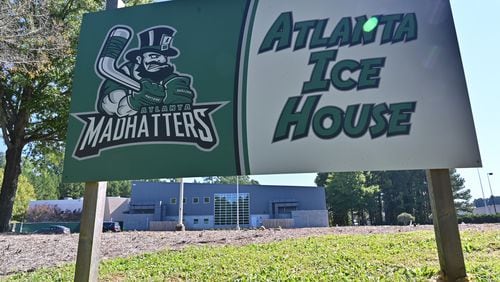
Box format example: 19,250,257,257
446,0,500,199
2,1,498,200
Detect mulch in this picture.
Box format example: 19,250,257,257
1,224,498,277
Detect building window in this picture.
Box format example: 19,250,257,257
194,218,199,224
204,197,210,204
130,209,154,214
193,197,199,204
214,193,250,226
204,218,209,224
170,198,177,204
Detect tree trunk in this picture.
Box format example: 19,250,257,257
0,145,24,232
0,83,32,233
378,193,384,225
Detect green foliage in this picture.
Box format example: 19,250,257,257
22,151,132,199
203,176,259,185
123,0,154,6
0,0,153,231
450,169,474,213
0,0,103,232
6,230,500,281
458,213,500,224
22,159,59,200
58,182,85,199
139,178,176,183
397,212,415,225
58,180,133,199
317,169,474,226
1,0,104,153
377,170,430,225
58,180,132,199
107,180,131,197
0,173,35,221
322,172,379,226
314,172,329,187
12,175,36,221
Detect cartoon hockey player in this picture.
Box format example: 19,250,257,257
97,26,195,117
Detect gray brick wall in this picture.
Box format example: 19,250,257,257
292,210,329,228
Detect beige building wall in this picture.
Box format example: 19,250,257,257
104,197,130,222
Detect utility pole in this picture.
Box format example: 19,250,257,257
176,178,185,231
477,169,490,214
487,173,497,214
236,176,240,230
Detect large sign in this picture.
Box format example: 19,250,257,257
63,0,481,182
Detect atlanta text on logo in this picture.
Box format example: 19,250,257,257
73,25,224,159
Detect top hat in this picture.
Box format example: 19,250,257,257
126,26,179,60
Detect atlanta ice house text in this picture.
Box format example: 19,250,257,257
259,12,419,142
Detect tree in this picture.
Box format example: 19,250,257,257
140,178,177,183
0,173,35,221
59,180,133,199
0,0,93,232
314,172,329,187
22,159,59,200
58,182,85,199
317,170,431,225
373,170,430,225
317,172,380,226
322,172,362,225
23,151,132,199
316,169,470,225
450,169,474,213
107,180,131,197
358,176,380,225
0,0,151,232
203,176,259,185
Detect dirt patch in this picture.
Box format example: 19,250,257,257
1,224,498,276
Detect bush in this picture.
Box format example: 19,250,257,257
397,212,415,225
458,213,500,224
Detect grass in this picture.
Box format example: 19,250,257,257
4,230,500,281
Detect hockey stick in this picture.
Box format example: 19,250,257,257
96,26,141,92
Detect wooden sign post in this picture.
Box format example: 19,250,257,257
74,182,108,282
427,169,467,281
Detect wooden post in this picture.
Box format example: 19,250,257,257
74,182,107,282
426,169,467,281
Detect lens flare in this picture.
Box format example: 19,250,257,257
363,17,379,33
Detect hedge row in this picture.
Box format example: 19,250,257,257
458,213,500,224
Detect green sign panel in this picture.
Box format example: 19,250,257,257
64,0,481,182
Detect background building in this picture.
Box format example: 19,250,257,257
27,197,129,224
124,182,329,230
473,196,500,215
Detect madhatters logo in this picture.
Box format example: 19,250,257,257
73,25,224,159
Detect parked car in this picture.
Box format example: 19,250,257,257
103,221,121,232
33,225,71,235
